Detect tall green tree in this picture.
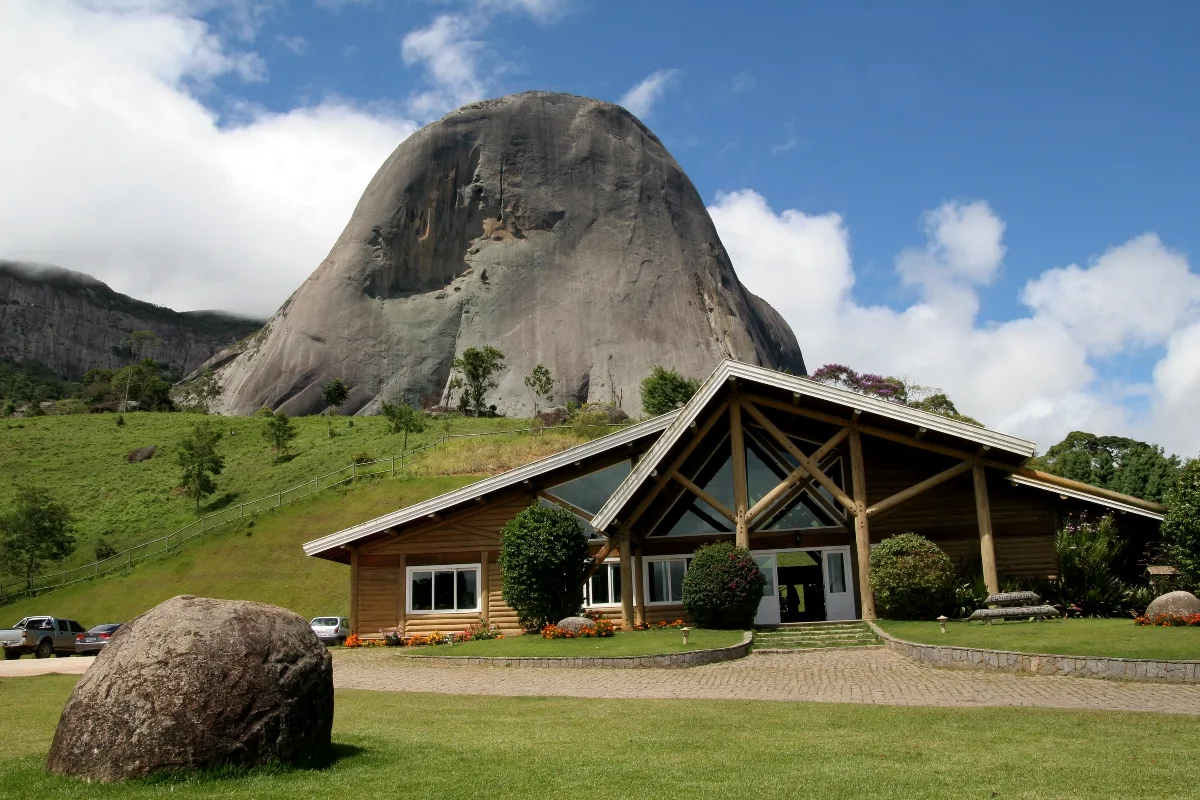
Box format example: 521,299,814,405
261,410,298,463
177,421,224,511
322,378,349,437
381,401,427,449
1160,459,1200,586
523,363,554,416
640,366,700,416
1027,431,1181,502
451,346,505,417
0,487,76,591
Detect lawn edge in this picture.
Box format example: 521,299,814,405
404,631,752,668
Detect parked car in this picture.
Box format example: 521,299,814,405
310,617,350,646
75,623,121,655
1,616,87,659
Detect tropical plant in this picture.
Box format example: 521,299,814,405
451,346,506,417
322,378,349,437
261,410,298,462
0,486,76,590
381,400,427,448
499,504,589,632
1047,513,1131,617
524,363,554,416
176,421,224,512
681,542,766,629
640,366,700,416
1160,459,1200,588
869,533,956,620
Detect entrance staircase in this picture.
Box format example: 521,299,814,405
752,621,881,651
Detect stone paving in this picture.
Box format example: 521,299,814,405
334,647,1200,715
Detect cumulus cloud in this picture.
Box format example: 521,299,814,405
619,69,680,119
0,0,416,317
709,190,1200,455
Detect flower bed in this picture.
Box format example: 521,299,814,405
1135,613,1200,627
541,618,615,639
344,622,505,648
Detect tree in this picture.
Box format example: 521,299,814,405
681,542,766,629
809,363,981,426
121,331,163,411
177,421,224,512
451,346,505,417
0,487,76,591
322,378,349,437
1161,459,1200,587
523,364,554,416
1027,431,1181,503
261,410,298,463
110,359,175,412
381,401,427,449
640,366,700,416
446,375,464,412
498,504,589,632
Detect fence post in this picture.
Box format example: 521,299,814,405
277,492,282,508
391,457,395,478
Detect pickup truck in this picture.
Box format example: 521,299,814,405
1,616,86,659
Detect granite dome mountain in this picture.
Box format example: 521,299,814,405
211,92,806,417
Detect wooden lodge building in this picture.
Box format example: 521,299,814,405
303,360,1165,633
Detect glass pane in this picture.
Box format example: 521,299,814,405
746,444,789,509
611,563,622,603
668,560,686,602
456,569,477,610
764,492,836,531
648,561,669,603
538,497,601,539
433,571,455,610
590,569,610,604
828,552,846,593
755,555,776,598
544,460,632,515
411,572,433,611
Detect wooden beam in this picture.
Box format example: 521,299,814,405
746,426,851,523
625,400,730,527
396,553,406,635
348,544,360,635
619,529,634,630
973,462,1000,594
671,471,737,523
478,550,490,625
729,393,750,549
582,540,615,584
865,459,975,519
633,542,646,627
848,430,876,620
739,398,858,515
1012,468,1167,514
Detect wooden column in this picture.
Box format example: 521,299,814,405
848,430,875,620
973,462,1000,594
619,531,635,630
396,553,406,635
729,390,750,549
479,550,490,625
348,545,360,635
633,542,646,627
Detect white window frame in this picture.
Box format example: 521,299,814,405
583,559,624,608
643,556,691,605
405,563,482,615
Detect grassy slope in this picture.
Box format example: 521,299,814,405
0,412,571,577
391,628,744,657
3,676,1197,799
877,619,1200,661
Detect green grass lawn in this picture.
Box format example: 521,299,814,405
877,618,1200,661
396,627,744,657
1,474,479,626
1,675,1196,799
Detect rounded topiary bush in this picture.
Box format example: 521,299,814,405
869,532,955,619
499,504,589,632
681,542,765,629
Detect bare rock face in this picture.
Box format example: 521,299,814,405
46,595,332,782
1144,590,1200,618
211,92,805,418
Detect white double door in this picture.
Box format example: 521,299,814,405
752,547,856,625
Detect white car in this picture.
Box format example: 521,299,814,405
310,617,350,646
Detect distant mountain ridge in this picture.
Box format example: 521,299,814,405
0,260,262,380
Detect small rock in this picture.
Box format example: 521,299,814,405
1145,590,1200,618
556,616,597,635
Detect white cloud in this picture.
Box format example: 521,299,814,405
710,190,1200,456
619,69,680,119
730,71,755,94
0,0,416,318
771,136,799,155
276,33,308,55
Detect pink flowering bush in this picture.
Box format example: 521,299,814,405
681,542,765,629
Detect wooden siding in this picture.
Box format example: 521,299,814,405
357,562,400,634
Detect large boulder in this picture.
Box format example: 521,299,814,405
46,595,333,782
556,616,597,635
1144,590,1200,619
209,91,806,418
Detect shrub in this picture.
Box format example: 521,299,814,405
681,542,765,629
351,451,374,465
452,622,505,643
1048,513,1136,617
1161,459,1200,588
869,533,955,620
499,504,589,632
640,366,700,416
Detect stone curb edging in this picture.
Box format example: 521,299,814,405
406,631,752,669
866,620,1200,684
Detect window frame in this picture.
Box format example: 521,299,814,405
582,559,624,608
643,556,692,605
405,563,482,615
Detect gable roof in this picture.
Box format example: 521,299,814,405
302,411,680,559
593,359,1040,533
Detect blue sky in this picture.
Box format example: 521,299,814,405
2,0,1199,454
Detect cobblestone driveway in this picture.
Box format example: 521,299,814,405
334,648,1200,715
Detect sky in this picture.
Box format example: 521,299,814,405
2,1,1199,456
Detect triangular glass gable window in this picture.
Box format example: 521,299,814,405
544,460,631,516
666,454,735,536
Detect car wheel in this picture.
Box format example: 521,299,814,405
35,640,53,659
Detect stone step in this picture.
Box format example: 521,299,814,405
755,633,877,642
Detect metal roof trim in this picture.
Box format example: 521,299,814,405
1008,474,1165,520
302,411,680,557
